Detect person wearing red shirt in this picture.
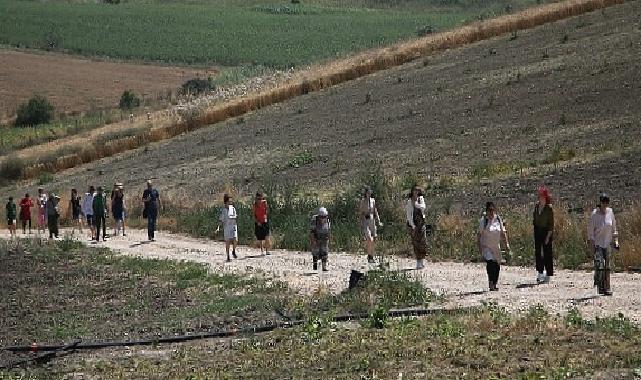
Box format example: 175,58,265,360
252,192,270,256
19,193,34,234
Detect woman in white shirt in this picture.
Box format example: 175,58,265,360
477,202,511,291
405,185,428,269
587,193,619,296
360,186,383,264
216,194,238,262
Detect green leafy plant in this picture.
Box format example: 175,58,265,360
119,90,141,110
14,95,54,127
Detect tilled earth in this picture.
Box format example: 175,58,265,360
14,0,641,213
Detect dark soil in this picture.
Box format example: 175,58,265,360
12,1,641,212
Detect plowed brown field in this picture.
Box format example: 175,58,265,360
6,1,641,212
0,50,211,122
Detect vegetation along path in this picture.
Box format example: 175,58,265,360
62,228,641,322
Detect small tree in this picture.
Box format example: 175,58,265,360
14,95,54,127
119,90,141,110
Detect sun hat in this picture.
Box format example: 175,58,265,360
318,207,328,216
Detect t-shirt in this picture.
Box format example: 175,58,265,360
588,207,617,248
219,205,237,227
143,189,160,213
253,200,268,223
310,214,331,242
19,197,33,219
478,215,506,261
6,202,17,220
81,193,94,216
92,193,107,216
37,194,48,215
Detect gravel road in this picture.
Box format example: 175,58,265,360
35,228,641,323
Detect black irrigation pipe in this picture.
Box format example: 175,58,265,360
2,306,480,356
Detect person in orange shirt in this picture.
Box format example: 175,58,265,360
252,192,271,256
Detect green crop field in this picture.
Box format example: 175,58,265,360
0,0,543,67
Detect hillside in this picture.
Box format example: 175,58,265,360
10,0,641,211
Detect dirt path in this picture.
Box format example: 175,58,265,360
22,228,641,322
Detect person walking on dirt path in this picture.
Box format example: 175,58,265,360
68,188,83,236
477,201,511,291
111,183,126,237
93,186,108,242
36,187,47,235
82,186,96,241
252,192,270,256
216,194,238,262
588,193,619,296
142,180,161,241
46,193,61,240
19,193,34,235
406,185,428,269
360,186,383,264
310,207,331,272
6,196,17,238
533,185,554,284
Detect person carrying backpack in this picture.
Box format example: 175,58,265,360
310,207,331,271
92,186,108,242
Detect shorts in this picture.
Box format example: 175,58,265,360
254,222,270,241
7,219,16,226
86,214,95,226
112,210,125,222
224,224,238,241
72,210,81,220
361,219,377,240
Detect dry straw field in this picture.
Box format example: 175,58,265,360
0,0,623,181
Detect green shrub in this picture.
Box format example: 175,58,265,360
14,95,54,127
119,90,141,110
0,155,25,180
179,77,216,96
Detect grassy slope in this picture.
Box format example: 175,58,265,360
0,0,523,67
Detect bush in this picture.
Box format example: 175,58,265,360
0,155,25,180
119,90,141,110
179,77,216,96
14,95,54,127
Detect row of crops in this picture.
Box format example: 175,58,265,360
0,0,520,67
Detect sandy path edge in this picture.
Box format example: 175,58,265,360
4,228,641,322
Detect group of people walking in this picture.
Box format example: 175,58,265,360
5,180,621,295
5,180,162,243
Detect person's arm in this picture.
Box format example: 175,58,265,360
612,210,619,248
414,196,426,211
157,193,163,213
545,207,554,245
587,213,595,247
405,200,415,229
374,202,382,226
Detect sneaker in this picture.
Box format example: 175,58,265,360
226,256,231,262
541,275,550,284
266,251,270,255
232,251,238,259
416,259,425,270
536,273,545,284
367,255,375,264
313,261,318,271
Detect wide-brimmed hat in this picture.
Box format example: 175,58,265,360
318,207,328,216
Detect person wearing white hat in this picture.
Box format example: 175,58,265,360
310,207,331,271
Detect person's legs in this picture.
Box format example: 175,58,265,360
101,216,106,240
48,216,55,238
232,239,237,258
320,250,328,271
21,219,26,234
534,230,545,276
413,226,427,269
594,247,606,294
603,249,612,296
225,240,231,261
147,216,156,240
53,215,59,238
543,240,554,277
486,260,500,290
95,216,102,241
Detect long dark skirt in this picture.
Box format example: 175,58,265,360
411,225,427,260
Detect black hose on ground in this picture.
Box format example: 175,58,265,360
2,306,480,355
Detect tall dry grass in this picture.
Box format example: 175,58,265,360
9,0,623,181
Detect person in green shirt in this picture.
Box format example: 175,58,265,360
6,197,17,237
533,186,554,284
92,186,108,242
